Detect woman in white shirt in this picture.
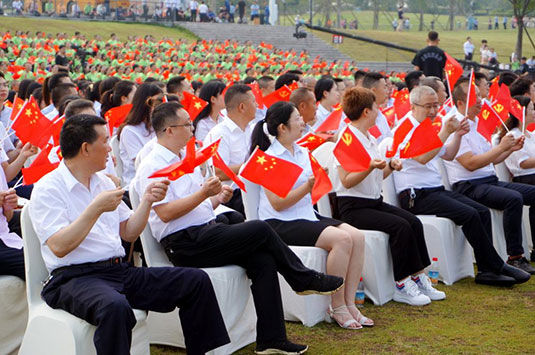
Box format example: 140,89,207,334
100,80,136,118
500,96,535,185
312,77,341,131
193,80,226,141
249,101,372,330
118,83,163,189
335,87,445,306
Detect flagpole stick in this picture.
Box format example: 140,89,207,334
12,175,23,189
522,106,526,134
0,131,16,145
489,105,509,133
445,75,453,101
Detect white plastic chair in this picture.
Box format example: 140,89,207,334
19,205,150,355
439,160,531,260
0,275,28,355
110,135,124,186
129,184,256,354
313,142,396,305
240,172,332,326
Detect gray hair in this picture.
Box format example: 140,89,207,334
409,85,437,105
419,77,443,94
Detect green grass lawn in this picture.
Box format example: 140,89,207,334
151,273,535,354
0,17,197,41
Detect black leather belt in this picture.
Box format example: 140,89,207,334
51,257,123,277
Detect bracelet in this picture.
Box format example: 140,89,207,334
388,160,395,170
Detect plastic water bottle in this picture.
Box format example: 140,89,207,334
355,277,365,307
428,257,439,285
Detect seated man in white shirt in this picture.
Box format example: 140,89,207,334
393,85,530,286
361,72,393,143
204,84,256,216
29,114,230,355
443,78,535,274
135,102,343,355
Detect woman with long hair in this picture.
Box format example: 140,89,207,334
193,80,226,141
312,77,341,131
118,82,163,188
100,80,137,117
249,101,371,330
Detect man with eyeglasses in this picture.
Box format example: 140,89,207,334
134,102,344,354
443,78,535,274
392,85,530,286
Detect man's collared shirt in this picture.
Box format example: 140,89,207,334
29,161,132,272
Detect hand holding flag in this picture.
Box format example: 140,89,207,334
333,126,371,172
308,152,332,205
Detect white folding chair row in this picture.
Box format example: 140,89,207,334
0,275,28,355
19,205,150,355
438,160,531,261
129,185,256,354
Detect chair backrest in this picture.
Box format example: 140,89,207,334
312,142,336,217
381,175,400,207
437,159,452,190
110,135,124,186
240,175,261,220
128,182,172,267
20,205,48,307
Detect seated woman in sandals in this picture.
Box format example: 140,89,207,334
334,87,445,306
249,101,373,330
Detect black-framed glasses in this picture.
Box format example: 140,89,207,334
162,122,193,131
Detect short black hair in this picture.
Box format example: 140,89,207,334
52,83,78,107
361,72,384,89
151,102,184,134
353,70,366,82
314,77,336,102
498,71,519,87
224,84,252,110
275,72,299,90
167,76,186,94
428,31,439,41
404,70,423,92
510,77,533,96
474,72,488,85
60,114,107,159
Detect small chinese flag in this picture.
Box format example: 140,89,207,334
149,137,197,180
287,81,299,91
477,101,502,142
12,96,53,148
444,53,463,92
240,147,303,198
193,138,221,166
333,126,371,172
368,125,382,139
399,118,443,159
393,88,411,120
315,107,343,132
262,85,292,108
492,84,512,121
296,132,326,152
181,91,208,121
385,118,414,158
381,106,396,128
104,104,133,134
509,99,524,122
466,69,477,108
247,82,265,109
309,152,332,205
212,152,246,191
9,96,24,121
21,144,61,185
488,76,500,102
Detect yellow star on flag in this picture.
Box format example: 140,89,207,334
256,155,267,165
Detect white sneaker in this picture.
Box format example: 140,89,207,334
414,274,446,301
393,279,431,306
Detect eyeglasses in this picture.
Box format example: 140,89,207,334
413,102,440,110
162,122,193,131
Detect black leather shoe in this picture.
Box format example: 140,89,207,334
501,263,531,283
295,272,343,295
507,257,535,275
475,271,516,287
255,340,308,354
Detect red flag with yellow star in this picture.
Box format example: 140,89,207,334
477,101,502,142
296,132,327,151
240,147,303,198
444,53,463,92
21,144,61,185
399,118,443,159
181,91,208,121
9,96,25,121
105,104,133,134
333,126,371,172
213,152,246,191
393,88,411,120
12,96,52,148
309,152,332,205
385,118,414,158
315,106,343,132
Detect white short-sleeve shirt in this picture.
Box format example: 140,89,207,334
134,142,215,242
119,123,156,186
195,114,224,142
374,110,393,144
204,116,253,189
29,162,132,272
311,103,331,131
505,128,535,177
0,145,21,249
334,124,383,199
392,113,446,193
443,115,496,185
258,139,317,221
